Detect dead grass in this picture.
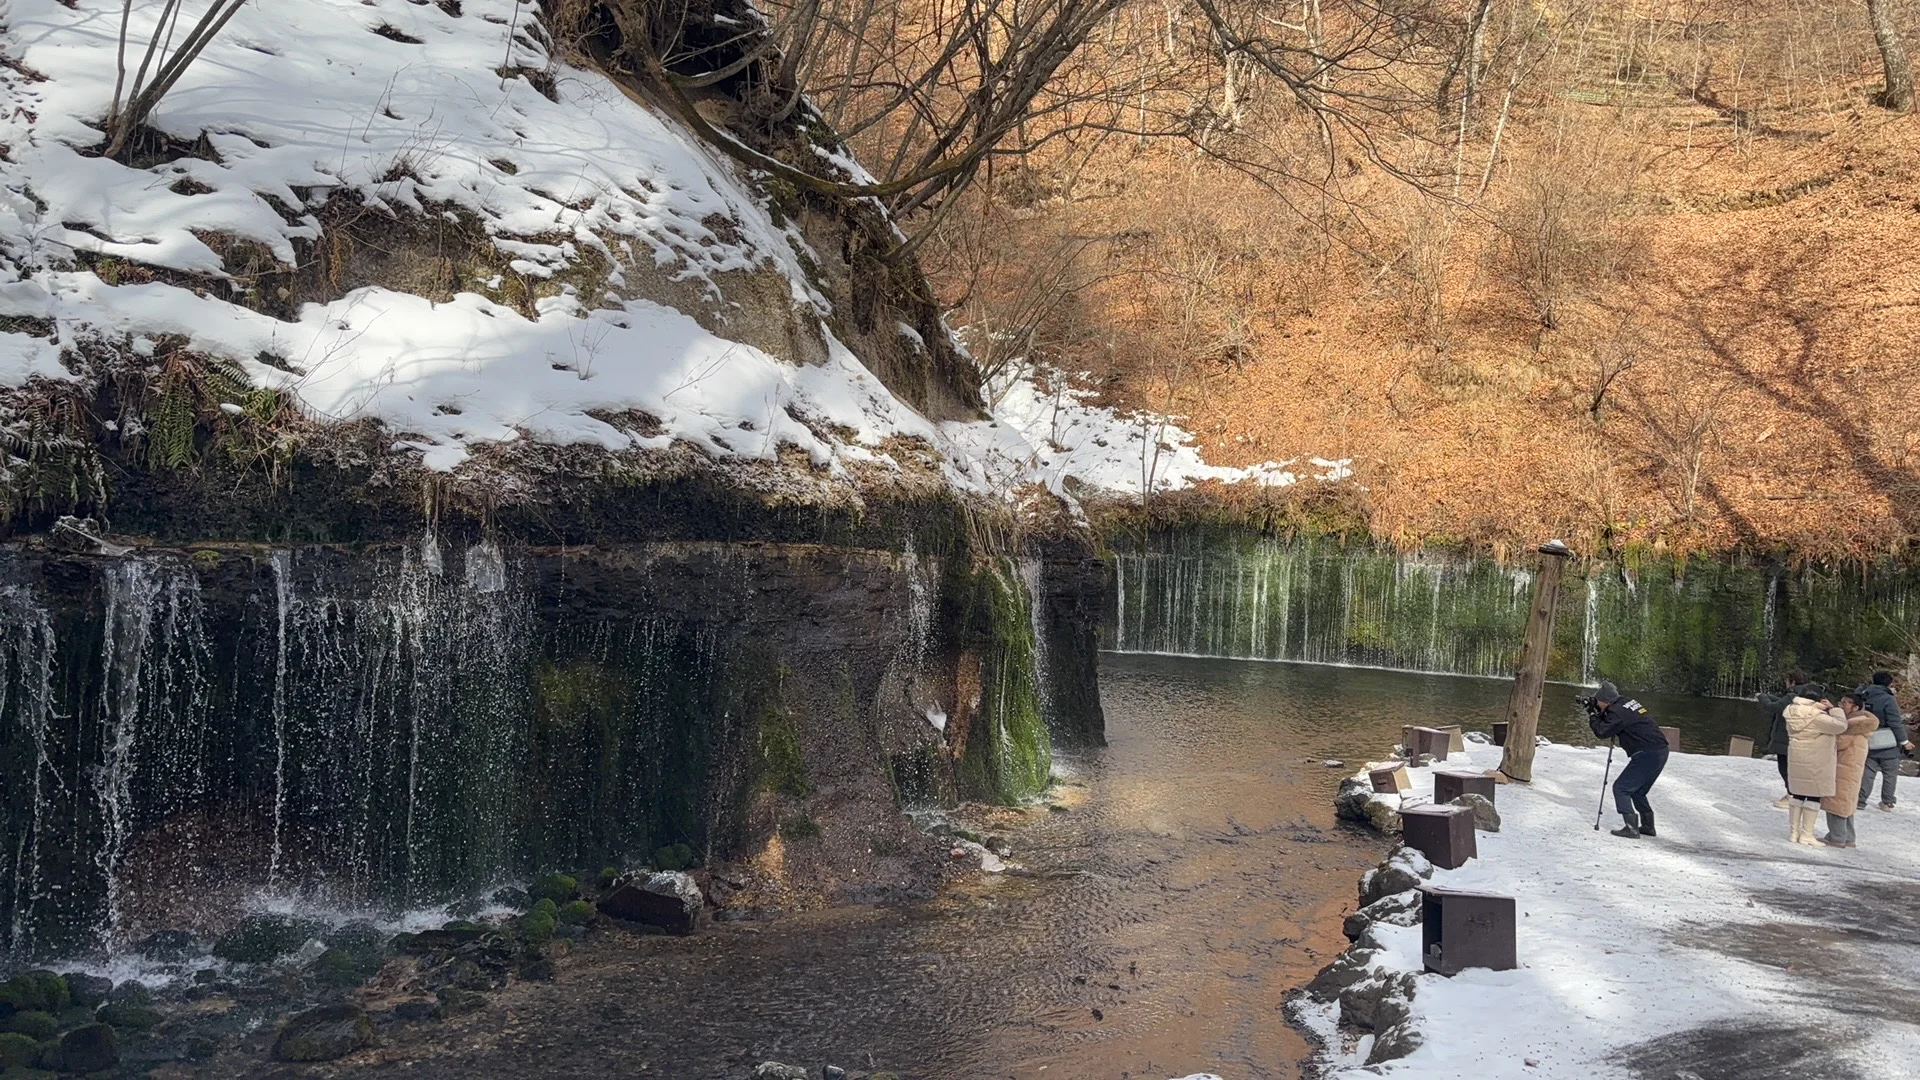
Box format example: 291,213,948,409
936,1,1920,562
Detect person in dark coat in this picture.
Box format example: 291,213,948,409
1590,681,1669,839
1857,671,1912,811
1760,669,1824,808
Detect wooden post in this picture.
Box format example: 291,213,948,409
1497,540,1574,783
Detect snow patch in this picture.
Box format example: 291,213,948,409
959,365,1351,497
1308,742,1920,1078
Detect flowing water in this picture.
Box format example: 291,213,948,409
1108,532,1920,697
355,652,1741,1080
0,547,736,959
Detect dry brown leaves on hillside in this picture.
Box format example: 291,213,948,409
895,0,1920,560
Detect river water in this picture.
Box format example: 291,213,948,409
356,654,1768,1080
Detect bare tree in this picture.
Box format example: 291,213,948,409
103,0,252,160
566,0,1174,258
1868,0,1914,112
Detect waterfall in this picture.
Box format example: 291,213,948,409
1581,577,1599,686
1,583,58,953
1,541,750,960
1018,557,1052,729
902,536,933,670
1104,533,1920,697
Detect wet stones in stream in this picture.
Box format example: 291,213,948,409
597,870,704,933
1334,776,1404,833
272,1003,373,1062
1293,844,1432,1067
752,1063,894,1080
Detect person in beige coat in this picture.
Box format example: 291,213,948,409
1784,696,1848,845
1820,693,1880,848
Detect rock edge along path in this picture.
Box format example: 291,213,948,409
1300,742,1920,1080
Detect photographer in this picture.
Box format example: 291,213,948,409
1588,681,1668,839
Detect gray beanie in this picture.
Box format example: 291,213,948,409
1595,680,1621,704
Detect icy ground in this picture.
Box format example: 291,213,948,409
1307,742,1920,1080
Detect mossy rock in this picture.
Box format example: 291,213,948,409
93,1003,162,1030
597,866,621,889
0,976,67,1016
307,947,382,990
519,910,557,945
529,872,578,905
491,885,533,910
0,1033,38,1068
212,915,321,964
322,920,387,957
1,1066,55,1080
652,843,695,871
103,982,151,1006
52,1023,116,1073
0,1015,53,1042
556,900,595,927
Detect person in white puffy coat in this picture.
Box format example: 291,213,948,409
1784,697,1848,845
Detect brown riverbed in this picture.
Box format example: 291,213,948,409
244,654,1459,1080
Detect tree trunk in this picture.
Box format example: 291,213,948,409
1869,0,1915,113
1497,543,1573,783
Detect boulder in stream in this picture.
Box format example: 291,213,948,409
65,973,113,1008
272,1002,373,1062
598,871,703,933
55,1023,119,1072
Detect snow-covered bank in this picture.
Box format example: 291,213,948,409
0,0,1345,506
956,364,1352,497
1303,742,1920,1079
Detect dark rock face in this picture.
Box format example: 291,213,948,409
599,872,703,934
272,1002,374,1062
55,1023,118,1072
1,534,1105,955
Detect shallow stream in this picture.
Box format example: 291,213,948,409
351,654,1770,1079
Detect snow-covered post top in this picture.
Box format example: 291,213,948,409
1497,539,1573,783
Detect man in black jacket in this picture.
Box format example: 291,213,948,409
1591,681,1669,839
1858,671,1912,811
1759,669,1823,809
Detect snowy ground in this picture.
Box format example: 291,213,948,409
954,364,1352,497
0,0,1345,502
1305,742,1920,1080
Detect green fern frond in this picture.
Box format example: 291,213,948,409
148,371,198,469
